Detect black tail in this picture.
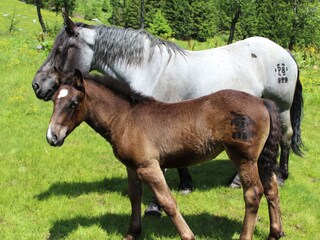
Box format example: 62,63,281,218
258,100,282,178
290,70,304,156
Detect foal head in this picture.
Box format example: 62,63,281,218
46,69,87,147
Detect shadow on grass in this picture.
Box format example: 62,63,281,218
47,212,249,240
35,177,128,200
36,159,236,201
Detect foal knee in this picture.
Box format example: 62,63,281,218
158,197,178,216
244,185,263,212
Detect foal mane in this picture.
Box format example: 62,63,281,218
83,73,156,104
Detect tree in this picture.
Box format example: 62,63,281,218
35,0,47,33
227,1,241,44
110,0,125,26
164,0,193,40
140,0,145,29
288,0,320,49
124,0,140,28
191,0,217,42
148,9,172,39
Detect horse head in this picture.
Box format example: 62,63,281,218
32,14,95,101
47,68,87,146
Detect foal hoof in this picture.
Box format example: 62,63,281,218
144,200,162,217
229,173,242,189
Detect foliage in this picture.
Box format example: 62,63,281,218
21,0,320,48
83,1,101,20
147,9,172,39
124,0,141,28
191,1,217,42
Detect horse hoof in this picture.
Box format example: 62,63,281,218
178,183,193,194
277,177,284,187
179,188,192,195
144,201,162,217
229,173,242,189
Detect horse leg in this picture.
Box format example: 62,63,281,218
177,167,193,194
260,171,284,240
238,161,264,240
278,110,293,183
137,161,195,240
125,167,143,240
229,172,242,189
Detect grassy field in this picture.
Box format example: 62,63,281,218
1,1,320,239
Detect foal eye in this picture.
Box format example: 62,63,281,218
70,101,78,109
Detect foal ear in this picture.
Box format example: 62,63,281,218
63,12,78,36
73,69,84,90
53,67,66,85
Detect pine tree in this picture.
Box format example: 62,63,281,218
164,0,193,40
148,9,172,39
124,0,140,28
191,0,217,42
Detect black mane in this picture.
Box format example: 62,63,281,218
82,73,155,104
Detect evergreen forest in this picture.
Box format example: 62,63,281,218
24,0,320,49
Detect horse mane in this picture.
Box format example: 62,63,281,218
82,73,156,104
93,25,186,66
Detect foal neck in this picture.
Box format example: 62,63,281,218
84,80,131,139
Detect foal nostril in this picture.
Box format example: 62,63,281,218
52,133,58,144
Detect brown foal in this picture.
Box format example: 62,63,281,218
46,69,283,240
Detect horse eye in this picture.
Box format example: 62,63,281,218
70,100,78,109
56,46,63,54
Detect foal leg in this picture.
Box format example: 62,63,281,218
238,161,264,240
145,167,193,217
137,162,195,240
125,167,143,240
260,171,284,240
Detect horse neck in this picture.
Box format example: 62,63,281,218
84,81,131,140
91,26,176,83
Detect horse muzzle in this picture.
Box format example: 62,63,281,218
32,71,59,101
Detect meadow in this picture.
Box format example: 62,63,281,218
0,1,319,239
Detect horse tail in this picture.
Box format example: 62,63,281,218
290,69,304,156
258,100,281,177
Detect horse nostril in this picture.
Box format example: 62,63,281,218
33,82,40,91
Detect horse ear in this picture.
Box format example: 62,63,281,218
62,12,78,36
73,69,84,90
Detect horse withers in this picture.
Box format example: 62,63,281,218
45,69,283,240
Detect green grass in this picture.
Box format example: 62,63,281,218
0,1,320,239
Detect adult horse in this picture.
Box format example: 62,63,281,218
46,69,283,240
32,16,303,210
